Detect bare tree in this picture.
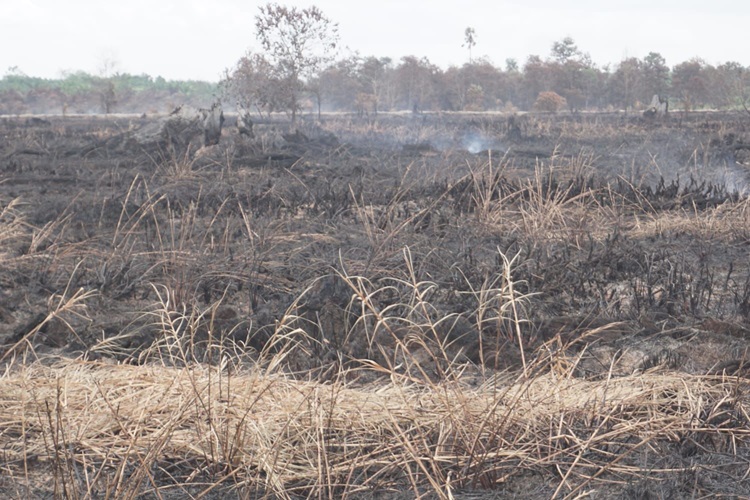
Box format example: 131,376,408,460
254,3,339,123
96,50,120,115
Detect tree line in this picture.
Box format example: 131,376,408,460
225,36,750,117
2,3,749,117
222,5,750,118
0,70,216,115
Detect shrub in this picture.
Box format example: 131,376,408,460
533,91,567,113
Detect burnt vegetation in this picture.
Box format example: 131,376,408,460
1,109,750,498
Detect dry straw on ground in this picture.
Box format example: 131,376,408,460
1,353,747,499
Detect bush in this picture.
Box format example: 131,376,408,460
533,91,567,113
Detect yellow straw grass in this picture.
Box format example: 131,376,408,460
0,358,746,498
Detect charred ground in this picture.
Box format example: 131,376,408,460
1,111,750,498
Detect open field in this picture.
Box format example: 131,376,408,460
1,111,750,498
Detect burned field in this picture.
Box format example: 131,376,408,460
1,111,750,498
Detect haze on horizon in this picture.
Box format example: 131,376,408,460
3,0,749,82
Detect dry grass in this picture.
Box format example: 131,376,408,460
631,196,750,244
0,350,747,499
0,198,28,259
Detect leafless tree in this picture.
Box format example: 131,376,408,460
97,50,120,114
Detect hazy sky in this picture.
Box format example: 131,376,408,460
3,0,749,81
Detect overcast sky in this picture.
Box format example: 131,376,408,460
3,0,749,82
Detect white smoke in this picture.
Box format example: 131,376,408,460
461,131,500,154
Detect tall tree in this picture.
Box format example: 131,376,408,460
463,27,477,64
254,3,339,123
548,38,594,111
642,52,670,101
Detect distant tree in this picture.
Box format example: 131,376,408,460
465,59,502,109
354,92,378,117
546,37,596,110
96,51,120,114
353,56,392,112
709,62,750,111
672,58,710,112
5,66,26,77
254,3,339,122
393,56,439,110
0,89,26,115
99,80,117,114
609,57,643,109
505,58,519,72
641,52,670,101
463,27,477,64
500,68,525,110
533,91,567,113
316,56,362,112
464,84,485,111
441,60,499,111
583,65,610,109
522,55,551,109
97,51,120,80
223,51,281,117
0,70,217,114
440,66,464,110
551,37,580,64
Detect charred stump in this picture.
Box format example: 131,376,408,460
237,105,254,138
643,94,668,121
201,102,224,146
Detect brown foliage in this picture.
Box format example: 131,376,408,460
533,90,567,113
